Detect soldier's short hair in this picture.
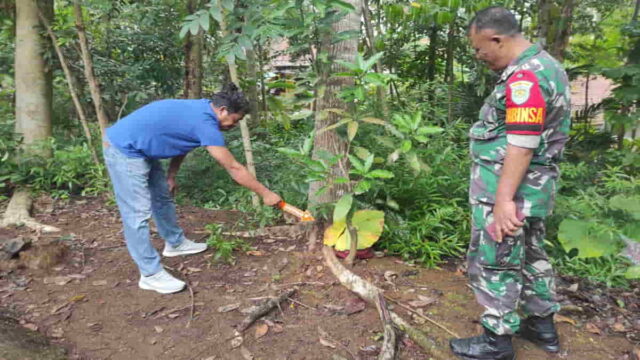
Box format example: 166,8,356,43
468,6,520,36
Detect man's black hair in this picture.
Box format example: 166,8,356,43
211,82,250,114
468,6,520,36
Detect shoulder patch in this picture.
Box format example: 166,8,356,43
509,79,533,105
505,70,546,136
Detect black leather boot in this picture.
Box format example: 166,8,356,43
518,314,560,353
449,326,516,360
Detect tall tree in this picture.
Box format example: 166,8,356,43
74,0,110,136
218,0,259,206
184,0,204,99
38,9,99,166
3,0,59,232
308,2,361,206
537,0,552,48
538,0,575,61
550,0,575,61
15,0,51,148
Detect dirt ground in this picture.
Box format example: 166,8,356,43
0,196,638,360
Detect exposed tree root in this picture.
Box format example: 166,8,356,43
375,292,397,360
322,246,449,359
1,189,60,233
236,288,296,333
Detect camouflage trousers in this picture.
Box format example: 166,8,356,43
467,204,561,335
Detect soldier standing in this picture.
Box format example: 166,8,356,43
450,7,571,360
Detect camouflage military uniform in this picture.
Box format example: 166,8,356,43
467,44,571,335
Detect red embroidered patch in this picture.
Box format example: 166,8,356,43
505,70,546,135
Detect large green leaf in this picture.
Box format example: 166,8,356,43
351,210,385,249
323,210,385,251
333,194,353,223
609,195,640,219
558,219,619,258
364,52,384,71
347,121,358,141
209,6,223,22
625,266,640,279
365,169,394,179
354,180,371,194
323,219,347,247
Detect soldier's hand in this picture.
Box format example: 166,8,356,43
492,200,524,243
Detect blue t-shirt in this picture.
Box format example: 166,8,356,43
106,99,225,159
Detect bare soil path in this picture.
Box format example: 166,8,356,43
0,196,638,360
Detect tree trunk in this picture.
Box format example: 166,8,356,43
618,0,640,150
445,18,456,124
38,10,100,166
74,0,110,137
246,47,260,125
256,43,268,113
549,0,574,61
184,0,203,99
537,0,551,48
6,0,59,232
219,0,259,207
15,0,51,150
426,25,439,83
308,2,361,207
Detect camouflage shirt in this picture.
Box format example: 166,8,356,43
469,44,571,218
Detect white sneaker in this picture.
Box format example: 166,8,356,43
139,268,186,294
162,238,208,257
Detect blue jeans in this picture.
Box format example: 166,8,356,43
103,142,185,276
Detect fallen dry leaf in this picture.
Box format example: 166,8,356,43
51,302,71,315
230,336,243,349
218,303,241,313
44,276,71,286
50,328,64,338
92,280,108,286
344,297,366,315
272,323,284,333
384,270,398,283
23,323,38,331
632,347,640,360
585,322,602,335
87,322,102,332
167,313,181,319
319,337,337,349
567,283,579,292
554,314,576,326
318,326,338,348
408,295,437,308
246,250,265,256
612,322,627,332
69,294,86,303
255,323,269,339
154,326,164,333
187,267,202,273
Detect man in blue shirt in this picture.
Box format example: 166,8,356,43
103,84,281,294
